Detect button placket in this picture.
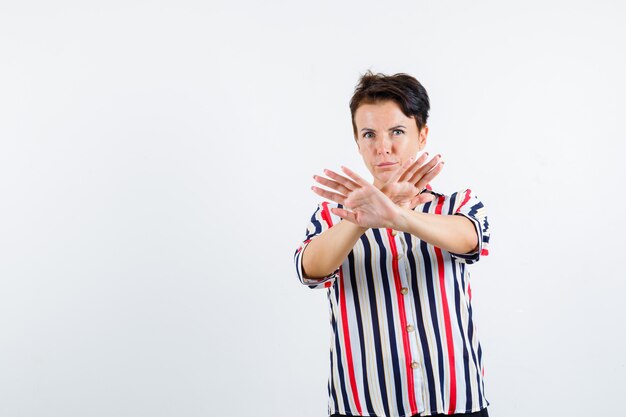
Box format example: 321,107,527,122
396,233,415,335
398,233,426,410
396,233,421,373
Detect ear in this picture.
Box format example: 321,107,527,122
418,125,429,150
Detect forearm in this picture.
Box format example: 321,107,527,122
393,207,478,255
301,220,367,279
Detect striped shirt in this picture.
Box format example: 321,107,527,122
293,188,491,417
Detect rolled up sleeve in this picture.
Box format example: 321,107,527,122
448,189,490,264
293,202,339,289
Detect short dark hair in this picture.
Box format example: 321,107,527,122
349,70,430,139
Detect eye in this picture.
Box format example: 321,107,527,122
363,131,375,139
392,129,405,136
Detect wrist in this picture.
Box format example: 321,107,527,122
389,205,410,231
344,218,368,235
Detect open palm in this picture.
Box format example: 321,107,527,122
311,154,444,227
312,167,399,229
380,153,444,208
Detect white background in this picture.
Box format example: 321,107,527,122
1,1,625,416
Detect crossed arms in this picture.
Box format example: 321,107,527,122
301,154,479,280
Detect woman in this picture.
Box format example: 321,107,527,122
294,71,491,417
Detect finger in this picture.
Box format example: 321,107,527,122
340,166,369,187
398,152,429,182
416,161,446,189
313,175,351,195
323,169,359,191
413,160,444,190
330,207,358,224
410,192,435,208
408,154,442,184
311,186,346,205
388,156,415,184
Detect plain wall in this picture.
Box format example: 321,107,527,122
1,1,625,416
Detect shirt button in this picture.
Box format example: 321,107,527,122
406,324,415,332
392,230,398,236
396,253,403,260
400,287,409,295
411,361,420,369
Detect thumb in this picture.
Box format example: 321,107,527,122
410,192,435,208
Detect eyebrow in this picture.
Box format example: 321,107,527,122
360,124,407,132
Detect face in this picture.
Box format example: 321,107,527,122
354,100,428,188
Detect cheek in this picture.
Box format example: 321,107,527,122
404,138,420,152
361,144,374,158
363,151,376,167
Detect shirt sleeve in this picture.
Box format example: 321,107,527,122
293,202,340,289
448,189,490,264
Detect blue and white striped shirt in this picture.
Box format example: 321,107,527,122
294,188,491,417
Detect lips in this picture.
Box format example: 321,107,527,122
376,162,398,167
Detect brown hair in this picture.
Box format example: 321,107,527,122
349,70,430,139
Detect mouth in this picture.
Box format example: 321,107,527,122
376,162,398,168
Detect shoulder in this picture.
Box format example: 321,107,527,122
426,188,485,214
312,201,343,227
450,188,487,218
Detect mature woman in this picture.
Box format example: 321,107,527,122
294,71,491,417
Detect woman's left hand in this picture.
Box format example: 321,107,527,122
380,153,444,209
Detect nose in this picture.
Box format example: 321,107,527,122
375,134,392,155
